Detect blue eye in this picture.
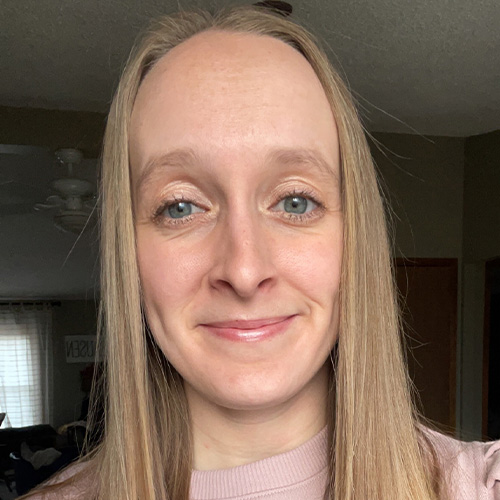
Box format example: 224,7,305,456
277,195,317,215
164,201,204,219
284,196,308,214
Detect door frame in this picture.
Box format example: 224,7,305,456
483,257,500,438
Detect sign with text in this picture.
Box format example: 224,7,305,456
65,335,97,363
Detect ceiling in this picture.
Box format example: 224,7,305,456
1,0,499,137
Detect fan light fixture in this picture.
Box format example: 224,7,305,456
34,148,97,234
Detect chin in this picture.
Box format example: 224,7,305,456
185,361,327,414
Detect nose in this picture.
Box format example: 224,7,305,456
208,211,276,298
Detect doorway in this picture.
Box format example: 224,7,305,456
484,258,500,439
396,258,458,431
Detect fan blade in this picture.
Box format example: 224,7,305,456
46,195,64,204
34,195,64,211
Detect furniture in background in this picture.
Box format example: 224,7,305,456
0,424,79,496
10,446,80,496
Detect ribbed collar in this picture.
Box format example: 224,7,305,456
190,427,328,499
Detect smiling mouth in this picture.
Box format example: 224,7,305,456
199,315,296,342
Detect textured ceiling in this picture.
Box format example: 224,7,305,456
1,0,499,136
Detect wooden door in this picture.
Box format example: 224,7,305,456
395,258,457,430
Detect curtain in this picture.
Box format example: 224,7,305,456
0,303,53,428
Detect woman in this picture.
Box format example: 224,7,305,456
25,5,500,500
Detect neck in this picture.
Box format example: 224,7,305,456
187,363,330,470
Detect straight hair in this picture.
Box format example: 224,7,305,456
24,6,441,500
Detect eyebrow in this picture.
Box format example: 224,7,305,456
135,148,201,195
266,148,339,183
135,146,339,195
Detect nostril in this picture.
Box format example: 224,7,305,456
206,216,277,297
208,248,276,298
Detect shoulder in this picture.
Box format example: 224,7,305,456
422,427,500,499
19,462,91,500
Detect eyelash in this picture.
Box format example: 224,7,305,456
152,195,201,226
272,188,325,223
152,189,324,227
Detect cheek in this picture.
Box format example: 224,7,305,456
279,231,342,302
136,232,207,310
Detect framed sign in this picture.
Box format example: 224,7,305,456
65,335,97,363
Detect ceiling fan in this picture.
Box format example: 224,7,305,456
33,148,97,234
0,146,97,234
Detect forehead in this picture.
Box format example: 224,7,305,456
129,30,338,177
138,29,325,102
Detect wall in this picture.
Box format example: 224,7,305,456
52,300,98,428
370,133,465,259
463,131,500,262
0,208,99,299
0,106,105,158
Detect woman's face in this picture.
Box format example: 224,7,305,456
130,31,342,413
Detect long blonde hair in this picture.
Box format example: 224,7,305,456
29,6,440,500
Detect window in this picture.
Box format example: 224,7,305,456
0,304,53,428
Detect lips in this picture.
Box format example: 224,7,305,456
199,315,296,342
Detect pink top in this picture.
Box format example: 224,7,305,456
190,427,500,500
427,428,500,500
31,427,500,499
190,428,328,500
